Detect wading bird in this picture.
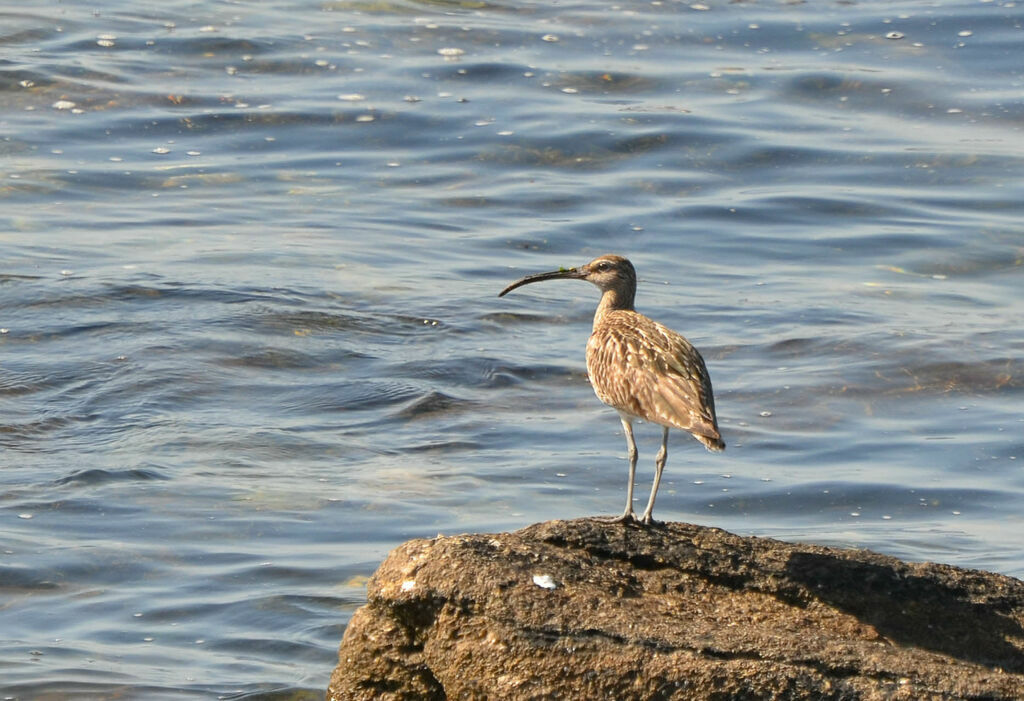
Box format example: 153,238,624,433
499,254,724,525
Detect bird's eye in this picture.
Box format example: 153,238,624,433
596,261,611,272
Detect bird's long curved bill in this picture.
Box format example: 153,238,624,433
498,268,583,297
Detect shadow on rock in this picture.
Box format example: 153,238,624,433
784,550,1024,673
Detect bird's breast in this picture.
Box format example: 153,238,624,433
585,328,643,415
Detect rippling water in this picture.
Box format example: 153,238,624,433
2,0,1023,697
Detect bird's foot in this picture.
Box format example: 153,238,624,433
594,511,638,524
638,511,660,526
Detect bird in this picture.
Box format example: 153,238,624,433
499,254,724,525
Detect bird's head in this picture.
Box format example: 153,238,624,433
498,255,636,298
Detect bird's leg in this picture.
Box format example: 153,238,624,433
596,416,638,523
639,427,670,525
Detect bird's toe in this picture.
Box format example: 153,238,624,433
594,512,638,524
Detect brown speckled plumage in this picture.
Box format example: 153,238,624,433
500,254,723,525
587,309,723,452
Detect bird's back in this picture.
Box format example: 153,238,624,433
586,309,724,451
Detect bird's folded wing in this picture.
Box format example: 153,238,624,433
587,321,721,442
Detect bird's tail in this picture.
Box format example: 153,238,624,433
696,433,725,452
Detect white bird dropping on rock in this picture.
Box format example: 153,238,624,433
532,574,557,589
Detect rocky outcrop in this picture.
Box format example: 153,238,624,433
328,519,1024,700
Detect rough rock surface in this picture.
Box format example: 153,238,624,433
328,519,1024,700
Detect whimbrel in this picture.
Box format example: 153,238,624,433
499,254,724,525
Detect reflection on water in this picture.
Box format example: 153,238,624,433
1,0,1022,696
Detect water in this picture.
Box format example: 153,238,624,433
2,0,1022,696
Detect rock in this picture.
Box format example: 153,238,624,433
327,519,1024,700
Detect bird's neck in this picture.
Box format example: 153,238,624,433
594,287,636,328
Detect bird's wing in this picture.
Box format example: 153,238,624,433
587,315,722,447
